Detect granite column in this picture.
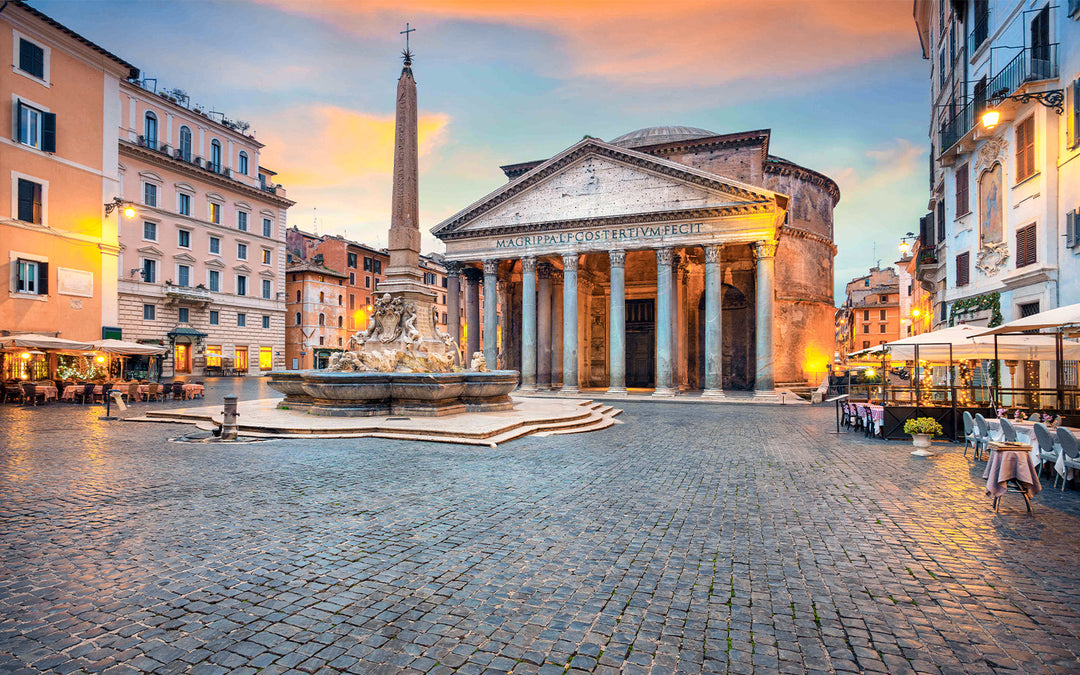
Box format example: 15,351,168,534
702,245,725,397
608,250,626,395
482,259,498,368
753,240,778,397
562,253,579,393
445,262,462,364
536,263,553,389
653,247,676,397
463,267,482,362
521,257,537,391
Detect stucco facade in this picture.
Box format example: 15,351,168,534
433,127,839,393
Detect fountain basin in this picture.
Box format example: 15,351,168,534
268,370,520,417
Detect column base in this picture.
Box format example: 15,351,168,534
606,386,627,396
701,388,727,398
519,384,538,392
753,389,780,402
652,387,677,398
561,386,580,395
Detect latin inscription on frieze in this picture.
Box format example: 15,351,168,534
494,223,704,250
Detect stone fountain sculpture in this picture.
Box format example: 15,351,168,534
268,47,518,416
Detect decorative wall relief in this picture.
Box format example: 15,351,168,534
978,163,1003,245
975,240,1010,276
974,135,1008,172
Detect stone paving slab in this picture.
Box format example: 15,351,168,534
2,386,1080,674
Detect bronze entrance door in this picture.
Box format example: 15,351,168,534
626,299,655,388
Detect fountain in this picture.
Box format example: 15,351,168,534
268,45,518,417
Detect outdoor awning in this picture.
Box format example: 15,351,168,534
92,339,169,356
884,325,1080,361
0,333,95,351
974,302,1080,336
165,327,208,341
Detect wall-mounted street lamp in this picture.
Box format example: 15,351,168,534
104,197,137,219
898,231,917,255
981,89,1064,130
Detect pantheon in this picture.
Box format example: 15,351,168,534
432,126,839,397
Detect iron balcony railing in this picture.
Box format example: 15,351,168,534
939,44,1059,153
967,9,989,56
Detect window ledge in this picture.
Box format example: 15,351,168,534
9,291,48,302
11,66,49,88
1012,171,1041,189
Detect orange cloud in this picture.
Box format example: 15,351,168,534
256,0,915,87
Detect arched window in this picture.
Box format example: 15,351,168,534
337,316,343,327
295,290,300,302
144,112,158,150
319,291,324,302
178,126,192,162
338,295,342,306
295,312,301,325
210,139,221,172
238,151,249,175
318,313,325,326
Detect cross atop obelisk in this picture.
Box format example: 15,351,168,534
400,21,415,59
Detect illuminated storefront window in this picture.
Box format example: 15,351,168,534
259,347,273,371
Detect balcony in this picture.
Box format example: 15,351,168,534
939,44,1058,155
165,284,212,306
966,9,989,57
915,249,941,289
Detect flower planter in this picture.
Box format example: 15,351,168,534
910,433,934,457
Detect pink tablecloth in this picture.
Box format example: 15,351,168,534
983,448,1042,498
33,385,57,401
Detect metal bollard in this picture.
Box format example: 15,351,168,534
221,394,239,440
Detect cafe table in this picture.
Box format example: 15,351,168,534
983,441,1041,512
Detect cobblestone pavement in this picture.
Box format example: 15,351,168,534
3,382,1080,674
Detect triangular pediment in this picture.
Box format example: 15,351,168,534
173,252,197,263
138,245,164,257
432,138,779,237
234,263,252,272
205,258,225,269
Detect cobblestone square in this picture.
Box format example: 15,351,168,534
3,383,1080,674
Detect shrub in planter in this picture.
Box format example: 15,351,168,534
904,417,943,436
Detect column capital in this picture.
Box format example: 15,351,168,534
496,279,508,293
703,244,724,263
462,266,483,283
521,256,537,274
609,249,626,268
537,262,554,279
482,259,499,275
444,261,464,277
562,253,579,272
550,269,564,284
752,240,779,261
655,247,675,266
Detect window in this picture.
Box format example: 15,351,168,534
879,309,886,320
337,315,343,328
178,229,191,248
209,310,219,325
178,193,191,216
295,290,301,302
293,311,301,325
863,341,870,350
237,243,248,260
365,276,371,288
15,259,46,294
179,125,192,162
374,260,381,274
177,264,190,287
141,258,157,283
237,313,246,327
209,202,221,224
208,270,220,292
143,221,157,240
1016,224,1037,267
319,313,325,326
879,324,886,333
206,345,221,366
238,151,249,176
209,140,222,172
235,347,248,371
349,294,355,309
1020,302,1041,318
236,275,247,296
16,101,53,151
143,182,157,207
956,252,970,286
1072,78,1080,149
349,272,355,285
1016,116,1035,181
209,236,220,255
936,201,945,243
144,112,158,150
262,249,271,265
348,252,358,268
260,346,273,370
862,310,869,321
262,217,272,238
338,294,343,306
262,315,270,329
238,211,248,231
879,295,887,302
364,257,372,271
178,307,189,323
862,324,869,334
18,38,45,79
143,304,155,320
1067,210,1080,249
955,162,969,216
262,279,272,299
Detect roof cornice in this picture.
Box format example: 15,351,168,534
5,1,138,78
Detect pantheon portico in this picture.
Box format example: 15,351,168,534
432,127,840,396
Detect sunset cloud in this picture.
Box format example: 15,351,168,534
257,0,915,88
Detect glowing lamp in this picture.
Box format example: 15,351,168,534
981,109,1000,129
123,206,137,219
912,308,921,317
865,368,876,377
96,355,106,363
899,241,910,255
20,352,30,360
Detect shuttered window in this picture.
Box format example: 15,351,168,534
956,252,970,286
936,201,945,243
1016,116,1036,181
1016,224,1037,267
18,39,44,79
1067,210,1079,248
17,178,42,223
955,162,970,216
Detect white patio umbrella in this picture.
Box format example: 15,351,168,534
0,334,95,351
974,302,1080,336
91,339,168,355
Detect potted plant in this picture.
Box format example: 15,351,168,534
904,417,944,457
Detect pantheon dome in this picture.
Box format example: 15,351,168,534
609,126,717,149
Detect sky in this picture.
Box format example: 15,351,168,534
31,0,931,304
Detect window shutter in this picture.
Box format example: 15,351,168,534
37,262,48,295
1026,225,1036,265
41,112,56,153
1074,79,1080,149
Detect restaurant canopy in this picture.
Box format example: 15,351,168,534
884,325,1080,361
0,334,95,351
975,302,1080,336
92,339,168,356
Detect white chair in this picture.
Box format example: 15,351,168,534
962,412,979,458
973,414,991,461
999,418,1019,443
1033,423,1058,475
1056,428,1079,490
